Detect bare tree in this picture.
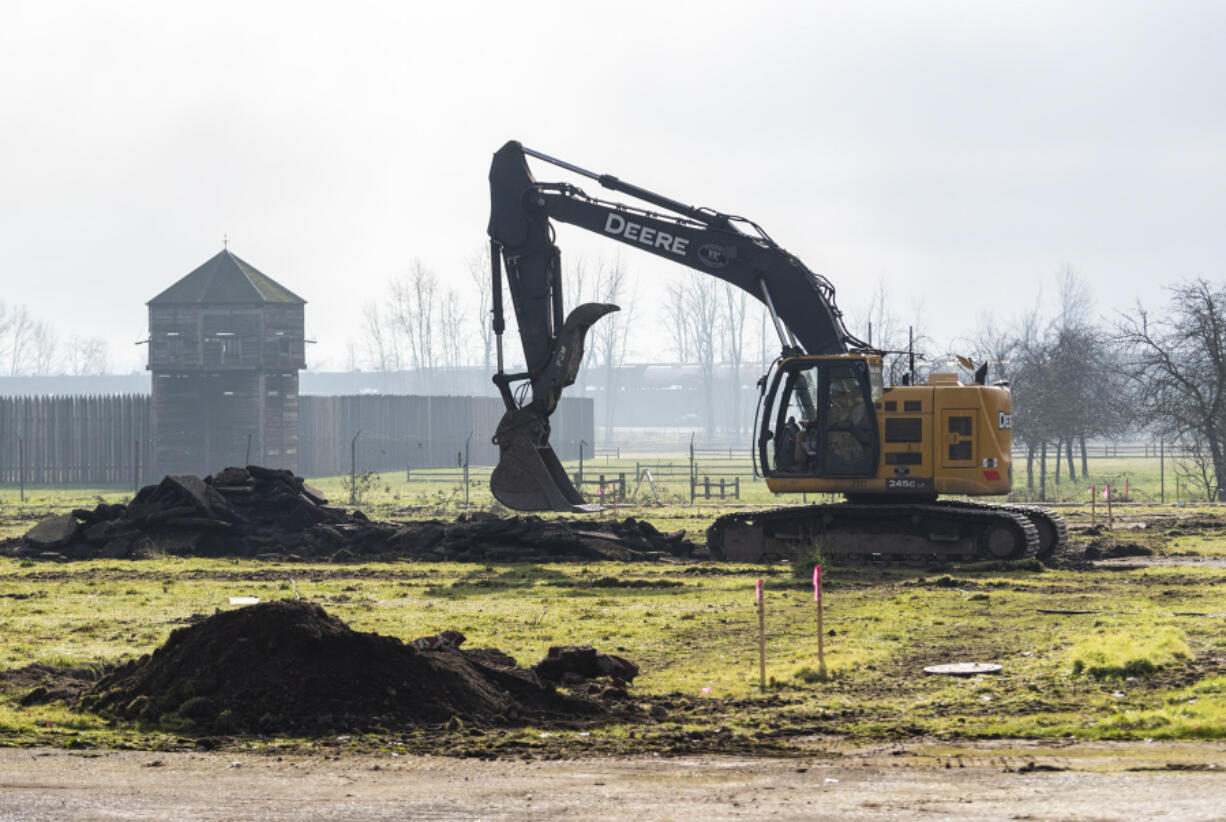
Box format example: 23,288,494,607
758,305,772,371
855,280,933,385
588,255,634,441
360,302,401,372
64,336,109,376
467,247,494,371
0,302,9,369
963,311,1018,385
562,253,592,306
28,321,58,375
437,288,466,369
675,275,721,435
1117,278,1226,500
857,278,899,351
1001,269,1131,493
663,280,691,363
719,283,749,434
5,305,34,375
390,260,438,371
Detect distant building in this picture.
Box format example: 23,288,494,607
147,249,306,476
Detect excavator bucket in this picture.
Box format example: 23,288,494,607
490,408,601,513
489,302,618,513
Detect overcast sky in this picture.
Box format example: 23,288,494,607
2,0,1223,374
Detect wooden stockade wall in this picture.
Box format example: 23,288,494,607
0,395,152,486
296,395,593,478
0,394,593,487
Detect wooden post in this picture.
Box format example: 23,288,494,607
704,475,710,499
464,432,471,507
814,565,826,677
689,434,696,504
618,472,626,501
735,476,740,499
720,477,726,499
1090,485,1096,527
18,438,24,503
1106,483,1113,529
756,578,766,691
1039,441,1047,502
350,429,361,505
1160,441,1165,504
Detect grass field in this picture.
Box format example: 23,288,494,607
2,464,1226,754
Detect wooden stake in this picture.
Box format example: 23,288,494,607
756,578,766,691
1091,485,1096,526
1106,483,1113,529
814,565,826,677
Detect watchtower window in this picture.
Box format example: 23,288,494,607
278,338,291,355
219,337,239,363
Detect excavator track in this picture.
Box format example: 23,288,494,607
961,501,1069,562
708,500,1050,565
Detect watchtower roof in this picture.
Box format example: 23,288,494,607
148,249,306,306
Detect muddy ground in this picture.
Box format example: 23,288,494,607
2,741,1224,821
4,505,1226,818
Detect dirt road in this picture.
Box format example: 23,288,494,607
2,741,1224,821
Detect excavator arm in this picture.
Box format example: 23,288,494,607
486,140,869,512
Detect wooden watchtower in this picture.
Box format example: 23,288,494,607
147,249,307,477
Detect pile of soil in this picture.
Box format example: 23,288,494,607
3,465,698,563
0,663,103,707
80,600,628,736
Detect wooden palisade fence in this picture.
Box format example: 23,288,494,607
0,395,152,487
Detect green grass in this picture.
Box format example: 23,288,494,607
1070,627,1192,679
2,539,1226,751
2,472,1226,753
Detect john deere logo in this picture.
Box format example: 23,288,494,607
698,244,730,268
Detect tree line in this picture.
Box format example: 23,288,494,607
350,256,1223,500
0,301,109,377
960,270,1224,502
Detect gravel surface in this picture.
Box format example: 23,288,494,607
2,742,1225,821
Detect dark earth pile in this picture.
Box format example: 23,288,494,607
80,600,631,735
3,465,698,563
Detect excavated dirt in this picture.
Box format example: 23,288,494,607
1,465,698,563
77,600,631,736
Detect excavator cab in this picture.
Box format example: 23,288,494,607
759,355,882,479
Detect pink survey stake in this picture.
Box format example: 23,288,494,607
813,565,822,602
755,578,763,602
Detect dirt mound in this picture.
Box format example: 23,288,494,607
0,663,103,706
3,465,698,563
81,600,615,736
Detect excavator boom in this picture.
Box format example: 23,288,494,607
486,140,866,511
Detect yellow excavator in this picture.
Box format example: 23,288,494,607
485,141,1065,563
